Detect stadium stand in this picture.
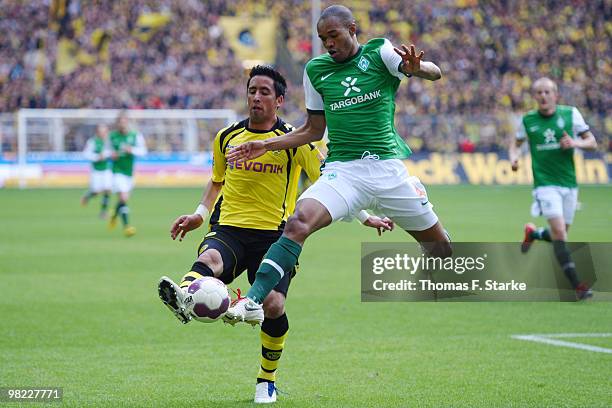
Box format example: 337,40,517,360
0,0,610,153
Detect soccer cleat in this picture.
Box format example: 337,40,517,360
254,381,277,404
80,195,89,206
521,223,536,253
108,216,118,230
124,226,136,237
224,296,264,326
158,276,192,324
575,282,593,301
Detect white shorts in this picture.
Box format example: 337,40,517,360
90,169,112,193
531,186,578,224
112,173,134,194
298,159,438,231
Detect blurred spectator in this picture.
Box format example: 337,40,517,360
0,0,609,152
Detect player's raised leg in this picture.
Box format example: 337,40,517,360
225,198,332,324
521,222,553,253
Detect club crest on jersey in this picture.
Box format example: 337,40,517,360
357,56,370,72
326,172,337,180
556,117,565,129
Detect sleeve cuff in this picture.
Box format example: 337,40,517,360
307,109,325,115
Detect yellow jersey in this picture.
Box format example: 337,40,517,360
210,118,322,230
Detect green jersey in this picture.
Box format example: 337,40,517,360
109,130,147,176
518,105,589,188
83,136,109,171
304,38,412,162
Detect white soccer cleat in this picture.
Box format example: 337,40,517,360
158,276,192,324
254,382,277,404
224,296,264,326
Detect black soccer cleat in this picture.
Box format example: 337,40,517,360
521,223,536,253
575,282,593,301
158,276,192,324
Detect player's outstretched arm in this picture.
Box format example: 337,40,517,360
226,113,326,163
394,44,441,81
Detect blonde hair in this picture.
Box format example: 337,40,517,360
532,77,558,93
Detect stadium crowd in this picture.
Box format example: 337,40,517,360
1,0,610,152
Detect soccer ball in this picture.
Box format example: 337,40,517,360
185,277,230,323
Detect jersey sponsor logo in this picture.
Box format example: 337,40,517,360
341,76,361,96
543,129,557,144
536,128,560,150
329,89,382,111
529,126,539,132
227,160,284,174
357,56,370,72
325,171,337,180
321,71,335,81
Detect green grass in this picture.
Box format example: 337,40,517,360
1,185,611,407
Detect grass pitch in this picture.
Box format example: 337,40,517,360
1,185,611,407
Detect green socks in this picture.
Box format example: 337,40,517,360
248,236,302,303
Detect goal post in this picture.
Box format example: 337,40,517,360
14,108,237,188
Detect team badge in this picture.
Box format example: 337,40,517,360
357,56,370,72
556,117,565,129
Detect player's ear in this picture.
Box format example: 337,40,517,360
276,95,284,109
348,21,357,36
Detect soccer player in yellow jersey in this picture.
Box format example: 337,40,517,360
157,66,392,404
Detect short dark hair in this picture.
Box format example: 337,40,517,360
319,5,354,27
247,65,287,97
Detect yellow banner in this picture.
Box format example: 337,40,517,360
218,16,277,63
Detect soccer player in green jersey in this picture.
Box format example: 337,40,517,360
108,113,147,237
509,77,597,300
81,124,112,219
225,5,451,324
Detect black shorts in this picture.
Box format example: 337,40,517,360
196,224,296,297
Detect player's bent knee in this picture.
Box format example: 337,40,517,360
262,291,286,319
197,249,224,276
284,212,312,242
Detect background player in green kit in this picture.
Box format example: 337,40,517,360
509,77,597,300
225,5,450,324
108,112,147,237
81,124,112,219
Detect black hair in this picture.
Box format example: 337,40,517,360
319,4,354,27
247,65,287,98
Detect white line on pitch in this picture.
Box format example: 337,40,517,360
512,334,612,354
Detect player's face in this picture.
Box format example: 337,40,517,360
533,82,558,113
117,117,129,133
317,17,357,62
247,75,282,124
97,125,108,139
